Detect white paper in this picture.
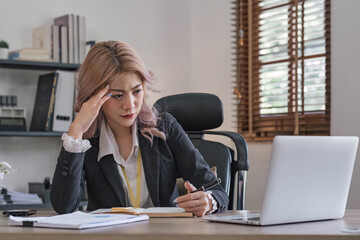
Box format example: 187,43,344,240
342,228,360,233
9,211,149,229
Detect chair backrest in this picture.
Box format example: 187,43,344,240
190,139,232,195
155,93,249,210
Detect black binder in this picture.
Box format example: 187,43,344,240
30,72,59,131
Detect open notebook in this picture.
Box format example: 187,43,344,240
90,207,193,218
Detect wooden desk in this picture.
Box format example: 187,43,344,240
0,210,360,240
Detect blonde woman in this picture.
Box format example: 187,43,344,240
50,41,228,217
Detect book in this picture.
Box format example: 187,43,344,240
54,14,74,63
73,14,79,63
30,72,58,131
8,211,149,230
60,26,68,63
51,25,60,62
32,25,52,55
78,16,86,63
52,70,75,132
9,48,52,61
33,25,61,62
91,207,193,218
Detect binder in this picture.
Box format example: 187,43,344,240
52,70,75,132
30,72,58,131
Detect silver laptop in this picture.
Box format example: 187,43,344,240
206,136,359,226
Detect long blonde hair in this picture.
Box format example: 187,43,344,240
75,41,165,142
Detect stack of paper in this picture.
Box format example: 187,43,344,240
9,211,149,230
0,188,42,205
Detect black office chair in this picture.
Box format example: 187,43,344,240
155,93,249,210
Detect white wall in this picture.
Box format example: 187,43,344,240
189,0,234,132
0,0,234,193
0,0,192,192
331,0,360,209
1,0,360,211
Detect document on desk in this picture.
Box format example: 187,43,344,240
90,207,193,218
8,211,149,230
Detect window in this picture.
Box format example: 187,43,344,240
232,0,330,141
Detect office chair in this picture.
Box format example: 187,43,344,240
155,93,249,210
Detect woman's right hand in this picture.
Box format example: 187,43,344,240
68,86,111,139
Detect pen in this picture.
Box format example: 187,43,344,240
191,178,222,193
173,178,221,203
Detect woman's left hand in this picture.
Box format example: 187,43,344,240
175,181,213,217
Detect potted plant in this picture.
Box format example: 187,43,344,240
0,40,9,59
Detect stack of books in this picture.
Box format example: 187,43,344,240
0,187,43,205
9,48,52,62
10,14,86,64
52,14,86,64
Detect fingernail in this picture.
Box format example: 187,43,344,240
173,198,178,203
106,85,110,88
106,93,112,97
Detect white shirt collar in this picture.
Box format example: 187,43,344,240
98,118,139,162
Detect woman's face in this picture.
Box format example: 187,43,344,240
102,72,144,130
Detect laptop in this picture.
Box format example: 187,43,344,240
205,136,359,226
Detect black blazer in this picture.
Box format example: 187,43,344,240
50,113,229,214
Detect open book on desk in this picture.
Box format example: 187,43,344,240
8,211,148,230
90,207,193,218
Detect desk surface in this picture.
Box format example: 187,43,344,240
0,210,360,240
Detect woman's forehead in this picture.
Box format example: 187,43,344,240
109,72,143,89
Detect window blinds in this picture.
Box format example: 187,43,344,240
232,0,330,141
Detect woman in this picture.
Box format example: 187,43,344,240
50,41,229,216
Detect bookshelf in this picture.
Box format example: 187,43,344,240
0,59,80,137
0,60,86,211
0,201,88,211
0,59,79,71
0,131,63,137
